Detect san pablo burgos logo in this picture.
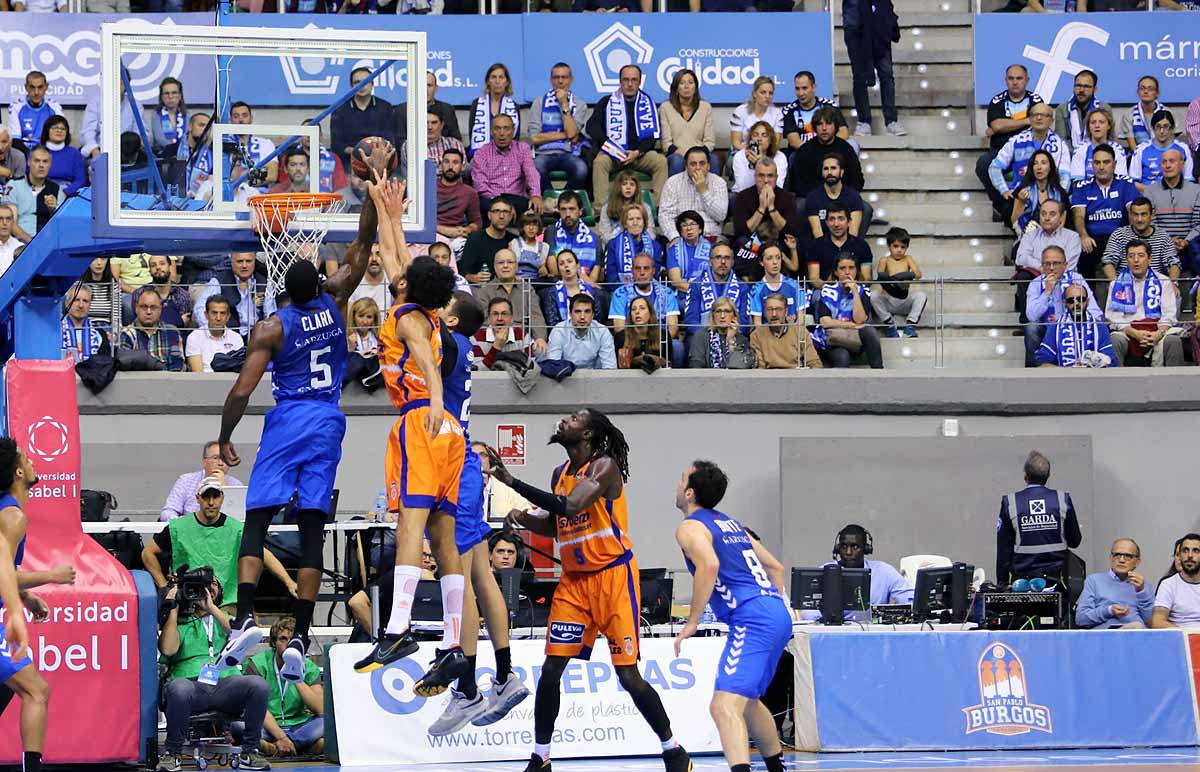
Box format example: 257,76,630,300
583,22,763,94
26,416,70,465
963,643,1052,736
1022,21,1109,104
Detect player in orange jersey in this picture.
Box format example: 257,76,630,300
484,409,693,772
352,255,470,697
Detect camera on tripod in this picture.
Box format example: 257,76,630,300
222,138,269,188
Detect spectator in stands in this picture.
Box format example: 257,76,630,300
1101,198,1180,282
469,63,521,159
156,573,271,772
598,170,657,242
685,242,747,334
403,111,465,171
1076,539,1154,629
145,255,193,328
748,243,804,326
425,71,461,142
82,258,118,325
666,210,711,298
184,114,215,199
806,153,867,238
267,148,311,195
460,199,514,285
186,296,244,374
0,127,26,186
475,248,549,355
1024,245,1101,367
844,0,905,137
545,292,616,370
688,296,754,369
39,116,84,197
348,245,390,313
144,475,293,604
540,248,606,328
1106,239,1183,366
729,77,783,152
0,206,21,272
1118,76,1164,155
510,211,549,280
6,70,62,148
489,532,522,571
612,296,668,372
113,252,151,323
604,205,661,288
228,102,278,188
83,76,137,160
243,618,324,757
61,284,106,362
13,146,61,236
786,106,865,200
1070,108,1129,180
435,148,482,256
1070,144,1140,280
809,204,873,289
347,298,379,365
429,242,473,297
658,146,728,242
731,121,788,194
1145,149,1200,272
610,252,681,366
1188,96,1200,158
1151,533,1200,629
1015,199,1081,318
782,70,849,151
815,255,882,369
149,77,188,160
872,227,926,338
588,64,668,204
193,252,266,339
659,68,717,178
331,66,397,167
527,63,589,193
1010,149,1068,234
1,182,34,244
978,65,1045,221
832,524,912,604
731,159,802,255
988,103,1071,225
1053,70,1111,157
751,292,820,369
472,114,542,217
1130,110,1195,186
121,289,185,371
472,297,531,369
1036,282,1115,368
544,191,600,282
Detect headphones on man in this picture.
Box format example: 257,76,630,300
832,524,874,559
488,529,528,569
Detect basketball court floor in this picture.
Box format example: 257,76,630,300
268,748,1200,772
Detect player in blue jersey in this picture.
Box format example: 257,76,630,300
0,439,60,772
673,460,790,772
217,143,391,680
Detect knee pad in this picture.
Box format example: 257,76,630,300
238,507,277,560
296,509,327,570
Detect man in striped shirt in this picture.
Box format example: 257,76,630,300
1143,149,1200,274
1101,198,1180,283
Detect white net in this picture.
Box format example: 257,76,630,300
247,193,347,291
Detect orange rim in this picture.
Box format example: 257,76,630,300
247,192,344,233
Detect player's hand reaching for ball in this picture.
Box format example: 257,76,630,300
219,440,241,468
378,178,409,222
359,137,395,183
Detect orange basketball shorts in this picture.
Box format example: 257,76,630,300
546,557,641,666
385,407,465,514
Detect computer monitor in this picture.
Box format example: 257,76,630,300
411,579,444,622
639,568,674,625
913,562,973,624
494,568,522,619
791,566,871,625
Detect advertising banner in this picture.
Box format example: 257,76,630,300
0,360,142,763
329,638,723,764
973,12,1200,105
799,630,1198,751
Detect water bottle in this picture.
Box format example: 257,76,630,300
700,604,715,626
373,489,387,521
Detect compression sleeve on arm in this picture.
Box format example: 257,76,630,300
509,478,569,517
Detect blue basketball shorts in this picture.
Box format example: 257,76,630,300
714,597,793,699
455,446,490,555
0,619,33,684
247,400,346,513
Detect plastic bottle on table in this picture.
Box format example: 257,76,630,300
700,604,716,626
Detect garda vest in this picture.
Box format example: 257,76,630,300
1004,486,1068,556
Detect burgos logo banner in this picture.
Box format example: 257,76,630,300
523,12,833,103
973,12,1200,104
963,643,1052,736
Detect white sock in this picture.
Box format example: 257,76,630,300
534,743,551,761
661,737,678,751
385,565,423,636
439,573,465,649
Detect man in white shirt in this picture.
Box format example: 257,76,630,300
348,245,389,314
186,296,245,373
0,205,23,273
1152,533,1200,629
1104,238,1182,366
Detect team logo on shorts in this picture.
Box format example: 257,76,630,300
963,643,1052,735
549,621,585,644
623,636,634,656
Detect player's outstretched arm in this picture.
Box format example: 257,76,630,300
675,520,717,655
484,449,615,520
218,317,284,466
748,534,786,595
324,180,381,309
369,177,413,281
0,531,28,661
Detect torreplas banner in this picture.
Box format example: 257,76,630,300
973,12,1200,105
329,638,724,765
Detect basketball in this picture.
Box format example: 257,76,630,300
350,136,399,180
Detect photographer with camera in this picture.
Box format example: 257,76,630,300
143,476,296,613
158,570,270,772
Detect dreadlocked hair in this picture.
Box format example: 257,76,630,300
583,408,630,482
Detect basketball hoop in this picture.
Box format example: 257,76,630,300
247,192,346,291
